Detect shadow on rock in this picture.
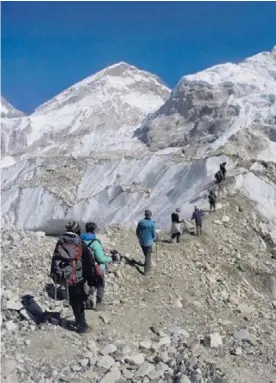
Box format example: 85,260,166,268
121,255,145,275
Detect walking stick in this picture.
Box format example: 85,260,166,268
54,281,57,301
66,280,69,302
155,230,160,261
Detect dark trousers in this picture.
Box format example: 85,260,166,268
171,232,181,243
209,202,216,212
87,276,105,304
196,223,202,236
141,246,152,275
68,282,87,328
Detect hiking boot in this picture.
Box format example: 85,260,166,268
144,268,152,276
67,319,89,333
76,323,89,334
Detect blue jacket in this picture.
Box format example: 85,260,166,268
191,210,203,225
136,218,156,247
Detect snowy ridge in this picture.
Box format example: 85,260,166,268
1,96,25,118
183,47,276,91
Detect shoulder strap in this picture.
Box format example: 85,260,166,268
85,239,101,264
87,238,100,247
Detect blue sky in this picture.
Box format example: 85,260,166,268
1,1,276,114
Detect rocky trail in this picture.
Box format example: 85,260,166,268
1,192,276,383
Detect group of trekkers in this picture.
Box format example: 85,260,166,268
50,220,120,333
215,161,227,184
170,162,227,243
50,162,227,334
50,215,157,334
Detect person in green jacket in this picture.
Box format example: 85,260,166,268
81,222,119,311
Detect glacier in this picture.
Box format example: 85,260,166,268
1,50,276,243
2,153,231,234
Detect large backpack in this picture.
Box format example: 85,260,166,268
86,239,104,285
215,171,222,182
50,233,84,286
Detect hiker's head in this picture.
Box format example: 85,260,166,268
176,208,180,213
65,220,80,235
194,206,199,211
85,222,98,233
144,209,152,219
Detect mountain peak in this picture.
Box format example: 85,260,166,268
34,61,170,115
105,61,133,70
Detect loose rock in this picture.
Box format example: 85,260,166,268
97,355,115,370
204,333,223,348
135,362,155,377
100,367,121,383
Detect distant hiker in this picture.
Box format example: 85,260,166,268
208,189,217,213
171,208,184,243
191,206,204,236
81,222,120,311
50,220,95,333
215,170,223,184
136,209,156,276
220,162,227,180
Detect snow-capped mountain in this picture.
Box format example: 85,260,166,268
138,47,276,161
1,62,170,159
1,96,25,118
1,50,276,245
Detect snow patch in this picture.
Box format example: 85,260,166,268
234,172,276,241
1,156,16,169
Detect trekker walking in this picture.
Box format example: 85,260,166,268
136,209,156,276
215,170,223,185
220,162,227,180
81,222,119,311
208,189,217,213
171,208,184,243
50,220,95,333
191,206,204,236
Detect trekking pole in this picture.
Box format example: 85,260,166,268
66,280,69,302
155,230,160,261
54,278,57,301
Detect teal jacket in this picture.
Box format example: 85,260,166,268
81,233,112,271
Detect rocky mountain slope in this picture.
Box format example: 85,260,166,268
1,63,170,160
1,194,276,383
137,47,276,162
